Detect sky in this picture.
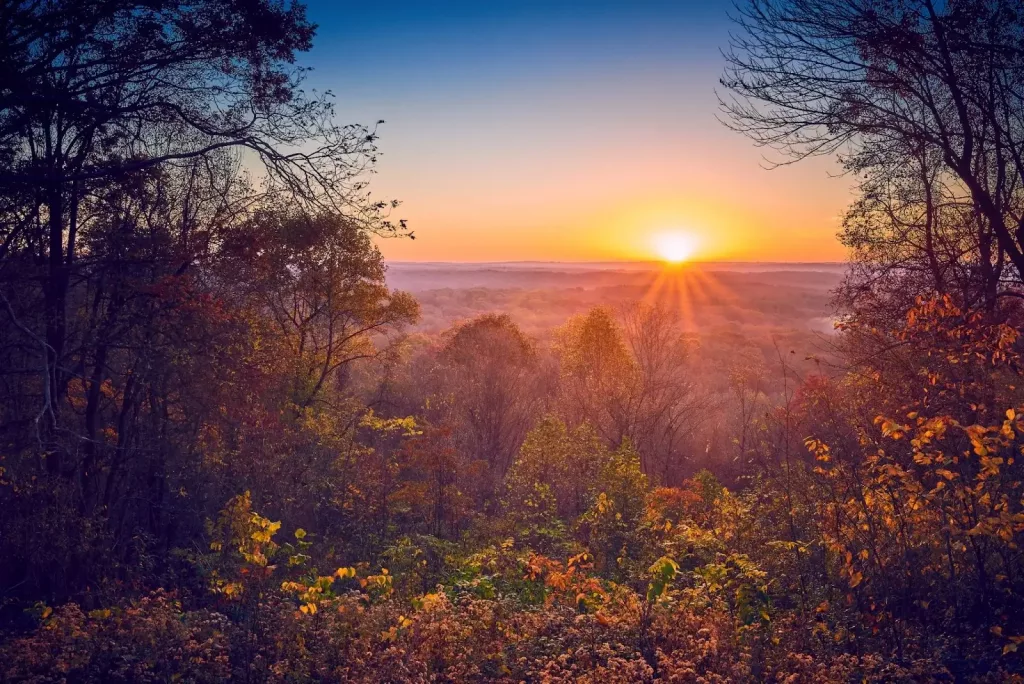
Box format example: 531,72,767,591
300,0,853,263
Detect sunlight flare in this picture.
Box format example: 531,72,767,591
652,230,699,264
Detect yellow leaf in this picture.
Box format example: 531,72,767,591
419,592,444,612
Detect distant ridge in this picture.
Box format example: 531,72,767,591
385,260,848,293
386,260,847,274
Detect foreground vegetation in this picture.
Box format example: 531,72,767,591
4,0,1024,681
3,293,1022,681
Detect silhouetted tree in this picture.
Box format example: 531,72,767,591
0,0,399,458
721,0,1024,308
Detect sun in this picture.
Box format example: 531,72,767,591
652,231,699,264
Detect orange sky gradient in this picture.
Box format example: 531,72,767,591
369,126,853,263
311,2,854,264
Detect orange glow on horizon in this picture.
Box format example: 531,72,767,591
374,182,852,264
355,56,854,265
651,230,700,263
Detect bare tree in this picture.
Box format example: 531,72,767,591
556,305,708,483
619,304,707,483
839,142,989,323
721,0,1024,307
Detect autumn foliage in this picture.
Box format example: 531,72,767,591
5,0,1024,681
4,293,1024,681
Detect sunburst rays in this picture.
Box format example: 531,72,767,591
640,263,735,330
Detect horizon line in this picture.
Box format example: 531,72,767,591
386,258,848,266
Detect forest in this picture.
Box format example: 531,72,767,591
2,0,1024,681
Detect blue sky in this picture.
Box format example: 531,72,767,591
293,0,851,262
